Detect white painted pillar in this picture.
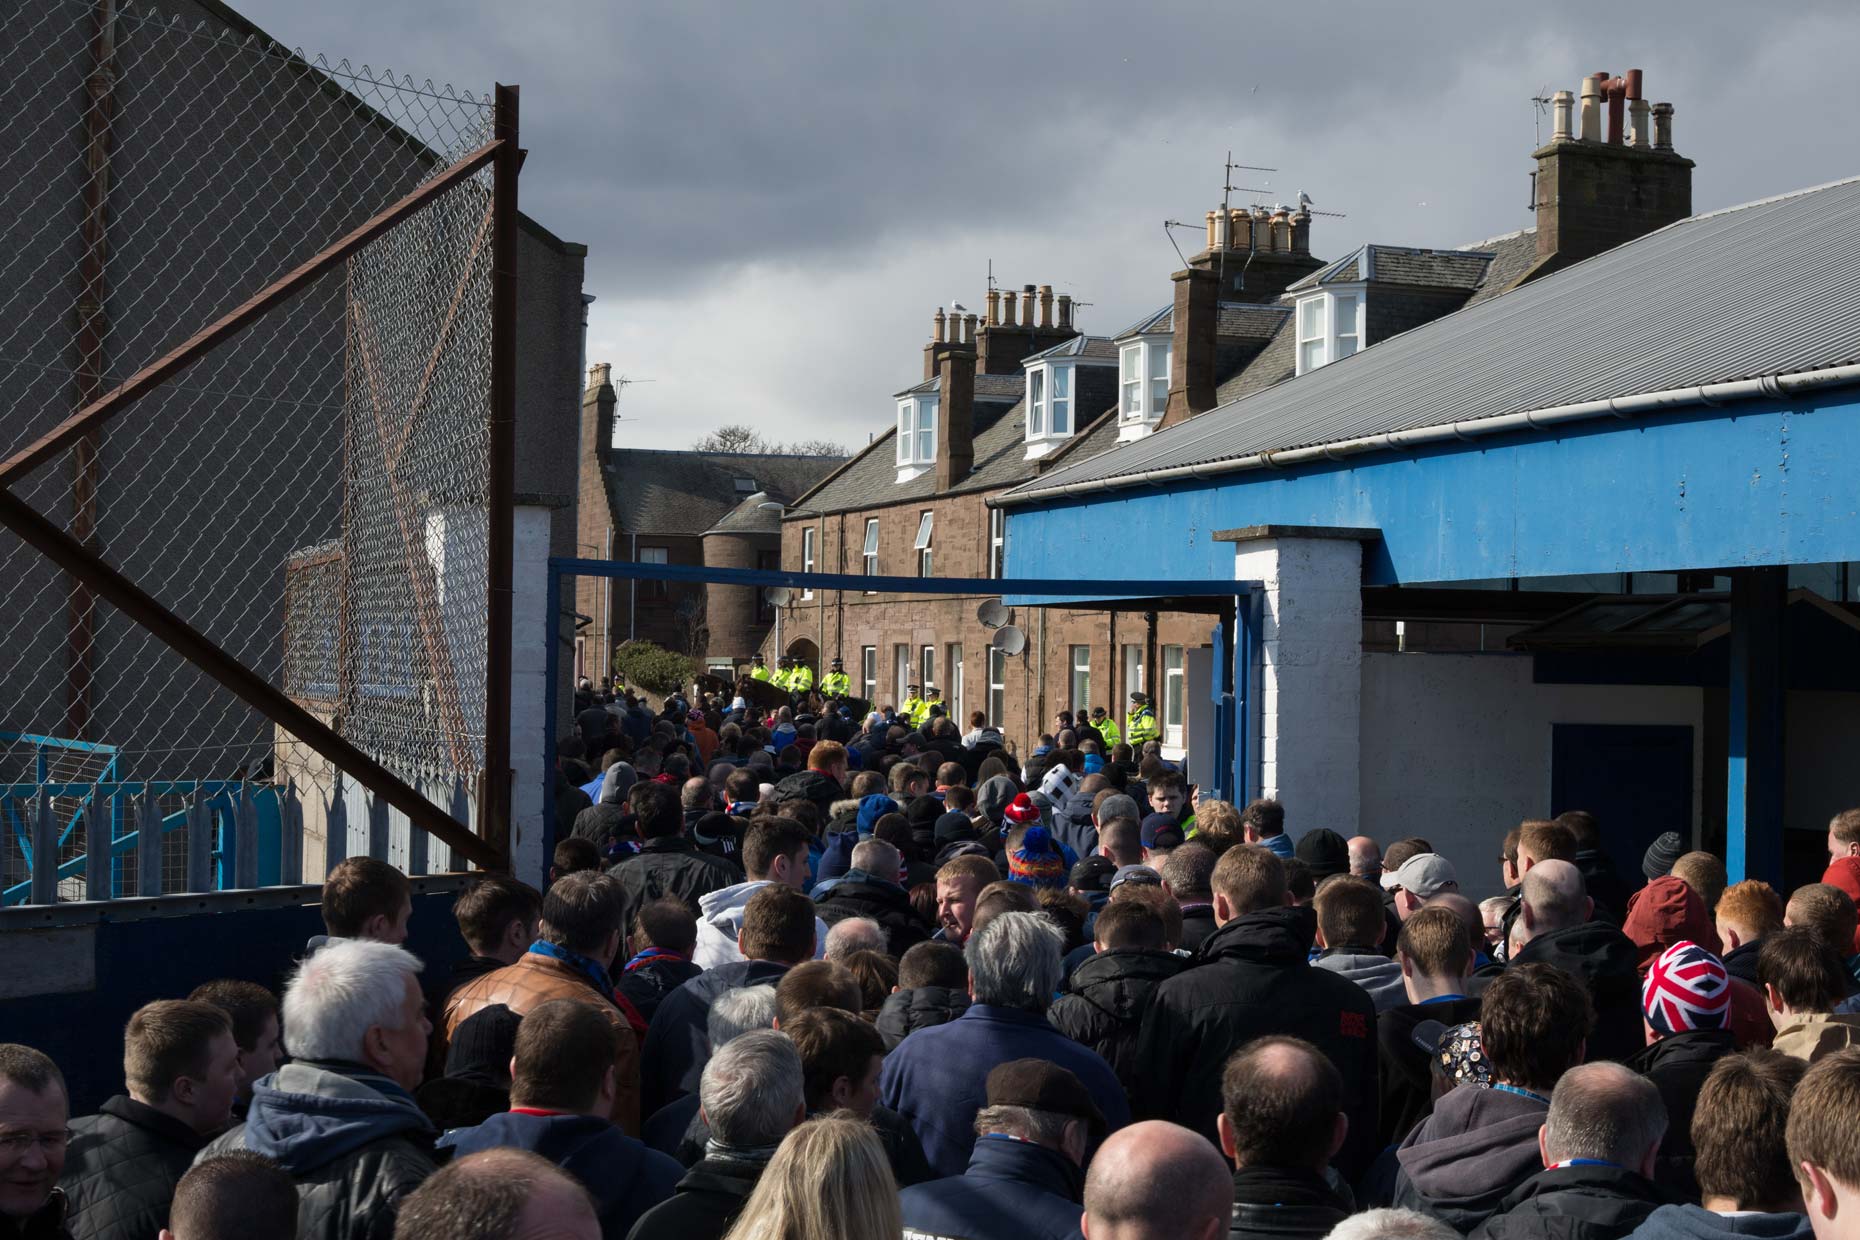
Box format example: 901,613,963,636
506,505,551,888
1228,529,1369,836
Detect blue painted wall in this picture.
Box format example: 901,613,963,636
1003,388,1860,588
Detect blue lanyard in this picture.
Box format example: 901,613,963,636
1419,994,1467,1006
1551,1158,1619,1169
1492,1083,1550,1105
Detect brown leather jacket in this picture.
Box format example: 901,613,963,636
443,952,641,1135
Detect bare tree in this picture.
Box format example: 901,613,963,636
693,425,847,457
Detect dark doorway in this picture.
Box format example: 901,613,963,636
1551,723,1695,885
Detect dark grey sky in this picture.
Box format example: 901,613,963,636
238,0,1860,450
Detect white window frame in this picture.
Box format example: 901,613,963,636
1122,643,1143,711
1294,286,1365,376
1162,644,1185,746
800,526,816,599
947,642,964,722
1051,363,1071,435
914,510,934,577
921,645,935,694
1069,645,1091,714
895,644,911,703
1119,343,1143,418
896,396,938,475
1028,367,1046,436
988,506,1006,579
1148,342,1170,413
988,647,1007,730
639,545,669,598
862,517,879,590
861,646,877,701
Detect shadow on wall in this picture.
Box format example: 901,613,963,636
0,884,473,1115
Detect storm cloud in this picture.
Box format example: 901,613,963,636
236,1,1860,449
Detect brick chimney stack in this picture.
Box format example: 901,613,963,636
1534,69,1693,269
933,324,977,490
1188,200,1324,304
975,280,1079,374
1157,267,1220,431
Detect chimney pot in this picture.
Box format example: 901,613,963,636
933,307,947,344
1230,207,1251,251
985,288,1001,326
1056,295,1072,330
963,312,978,343
1551,89,1573,141
1038,285,1054,329
1579,75,1603,141
1627,97,1651,148
1652,101,1674,151
587,361,611,391
1022,285,1037,327
1002,288,1018,326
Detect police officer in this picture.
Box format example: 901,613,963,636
920,684,943,722
750,653,772,683
1089,705,1121,748
901,683,925,724
773,655,794,691
821,657,851,698
789,658,814,694
1125,691,1160,746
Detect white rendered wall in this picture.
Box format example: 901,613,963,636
1233,537,1366,838
1359,652,1704,900
507,505,552,888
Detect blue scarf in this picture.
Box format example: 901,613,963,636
528,940,615,996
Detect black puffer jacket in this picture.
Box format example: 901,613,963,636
59,1096,209,1240
876,985,971,1051
608,835,741,932
814,873,933,956
1630,1028,1736,1201
767,769,844,821
200,1062,436,1240
1132,906,1379,1181
1510,921,1644,1064
1048,948,1187,1100
9,1189,72,1239
1470,1163,1668,1240
640,959,792,1116
617,954,703,1029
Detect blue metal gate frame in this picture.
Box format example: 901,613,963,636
541,557,1261,853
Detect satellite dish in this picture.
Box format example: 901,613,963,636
991,625,1027,655
765,586,792,607
976,598,1010,629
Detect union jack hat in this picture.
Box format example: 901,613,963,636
1642,940,1730,1035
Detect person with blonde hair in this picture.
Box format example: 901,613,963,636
720,1112,899,1240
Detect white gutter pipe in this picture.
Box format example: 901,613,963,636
992,362,1860,507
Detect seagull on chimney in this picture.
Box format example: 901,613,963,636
1297,190,1314,210
952,303,969,315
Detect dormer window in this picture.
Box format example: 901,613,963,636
895,395,937,481
1294,288,1363,376
1024,363,1076,459
1116,339,1171,442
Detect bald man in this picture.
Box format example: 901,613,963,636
1424,893,1489,965
394,1148,600,1240
1348,837,1381,881
1507,860,1643,1063
1081,1120,1233,1240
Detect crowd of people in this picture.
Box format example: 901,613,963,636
10,681,1860,1240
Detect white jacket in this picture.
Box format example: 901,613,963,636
693,879,830,971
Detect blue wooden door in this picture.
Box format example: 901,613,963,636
1550,723,1694,884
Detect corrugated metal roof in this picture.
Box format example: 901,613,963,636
1004,176,1860,500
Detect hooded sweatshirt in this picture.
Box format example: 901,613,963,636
1628,1204,1813,1240
691,879,829,972
1313,948,1407,1011
1393,1084,1549,1233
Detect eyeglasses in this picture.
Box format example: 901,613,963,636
0,1129,71,1155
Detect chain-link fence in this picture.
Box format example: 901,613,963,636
0,0,504,899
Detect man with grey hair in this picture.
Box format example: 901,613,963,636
199,939,436,1240
881,910,1130,1177
1081,1120,1233,1240
823,916,888,962
814,837,932,955
626,1031,804,1240
1330,1209,1458,1240
1470,1063,1666,1240
640,986,778,1160
1509,860,1643,1063
900,1059,1103,1239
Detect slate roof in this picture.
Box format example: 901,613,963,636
1026,335,1121,362
1003,175,1860,500
605,450,846,535
1116,303,1290,341
899,372,1030,398
1286,244,1494,292
703,492,785,536
1459,228,1541,306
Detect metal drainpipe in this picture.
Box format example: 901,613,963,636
628,532,637,644
1036,607,1047,737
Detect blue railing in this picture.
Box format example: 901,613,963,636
2,780,298,906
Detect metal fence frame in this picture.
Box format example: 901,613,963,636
0,13,519,889
541,556,1263,852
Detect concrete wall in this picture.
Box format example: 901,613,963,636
1359,651,1704,900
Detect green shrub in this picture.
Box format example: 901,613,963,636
612,640,697,697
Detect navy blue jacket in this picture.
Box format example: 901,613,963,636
900,1136,1084,1240
438,1110,681,1240
640,959,791,1116
880,1003,1129,1179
